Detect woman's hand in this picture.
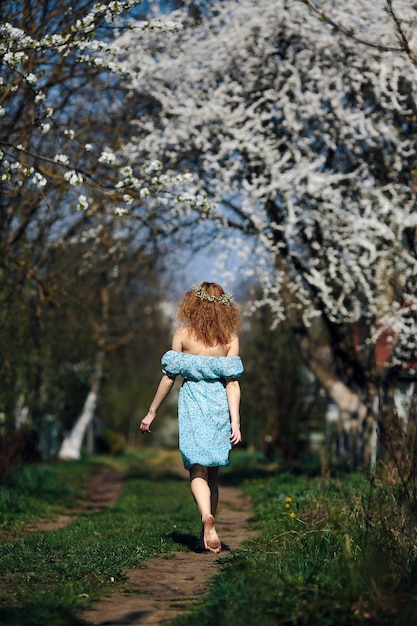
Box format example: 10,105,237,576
230,423,242,445
139,411,155,434
139,375,175,434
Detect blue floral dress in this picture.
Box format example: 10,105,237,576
161,350,244,470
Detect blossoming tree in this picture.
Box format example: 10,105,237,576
116,0,417,462
0,0,205,459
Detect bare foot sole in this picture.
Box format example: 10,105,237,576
204,514,221,553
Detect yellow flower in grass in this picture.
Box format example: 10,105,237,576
289,512,296,518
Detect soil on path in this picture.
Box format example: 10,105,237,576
12,452,256,625
24,464,124,533
81,454,257,626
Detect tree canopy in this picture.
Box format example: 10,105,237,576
115,0,417,416
0,0,185,446
2,0,417,464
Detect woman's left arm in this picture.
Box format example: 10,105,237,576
226,334,242,444
226,379,242,445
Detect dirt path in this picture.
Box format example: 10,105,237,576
24,465,124,533
14,453,256,625
80,458,257,626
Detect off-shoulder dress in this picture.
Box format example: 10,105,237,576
161,350,244,470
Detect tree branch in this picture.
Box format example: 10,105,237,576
299,0,417,67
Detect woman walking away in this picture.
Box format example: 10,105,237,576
140,281,243,553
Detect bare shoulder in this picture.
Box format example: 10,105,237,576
172,325,191,351
226,334,240,357
178,326,192,340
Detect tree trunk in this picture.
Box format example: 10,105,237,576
279,277,370,465
58,349,105,460
58,267,109,460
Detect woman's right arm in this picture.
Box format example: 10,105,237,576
140,329,184,434
140,374,176,433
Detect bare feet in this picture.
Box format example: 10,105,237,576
203,514,221,553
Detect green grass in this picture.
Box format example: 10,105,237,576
173,459,417,626
0,460,91,536
0,450,197,626
2,450,417,626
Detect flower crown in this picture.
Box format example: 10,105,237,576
192,282,234,305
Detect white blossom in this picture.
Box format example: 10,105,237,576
25,73,37,85
114,206,129,216
137,19,183,32
10,161,21,172
3,50,27,67
98,149,116,164
144,160,162,174
76,195,89,211
54,154,70,165
119,165,133,178
115,0,417,353
64,170,83,186
32,172,47,188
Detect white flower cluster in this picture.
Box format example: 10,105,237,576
77,195,89,211
98,149,117,164
116,0,417,336
54,154,70,165
64,171,83,186
32,172,47,188
114,206,129,216
136,19,184,32
0,0,188,213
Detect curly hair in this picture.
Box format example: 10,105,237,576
178,282,241,346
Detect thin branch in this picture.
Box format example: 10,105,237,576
385,0,417,66
299,0,417,67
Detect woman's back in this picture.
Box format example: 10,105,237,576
173,326,238,357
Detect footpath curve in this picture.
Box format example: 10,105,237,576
81,459,257,626
23,465,123,534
